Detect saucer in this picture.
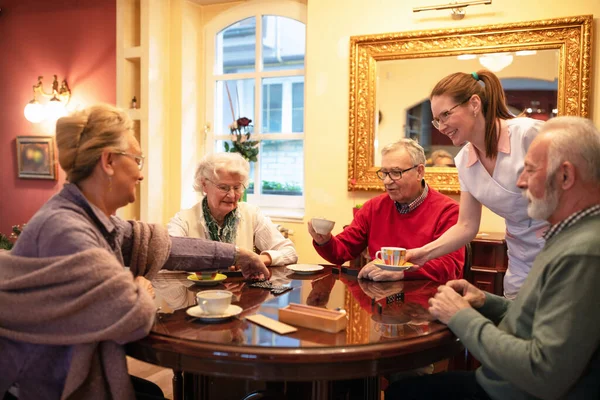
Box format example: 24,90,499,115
374,262,414,272
187,273,227,286
186,304,243,322
286,264,324,274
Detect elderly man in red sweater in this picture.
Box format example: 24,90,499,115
309,139,464,283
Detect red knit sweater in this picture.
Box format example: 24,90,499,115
314,189,464,283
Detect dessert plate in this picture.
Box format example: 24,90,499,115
187,273,227,286
286,264,325,274
186,304,243,321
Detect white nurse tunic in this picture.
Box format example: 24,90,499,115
455,118,548,299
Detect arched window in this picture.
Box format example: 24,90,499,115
206,1,306,213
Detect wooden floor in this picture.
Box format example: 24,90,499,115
127,356,173,399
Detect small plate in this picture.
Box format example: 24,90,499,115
186,304,243,321
187,273,227,286
286,264,325,274
374,262,414,272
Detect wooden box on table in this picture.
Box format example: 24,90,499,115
279,303,347,333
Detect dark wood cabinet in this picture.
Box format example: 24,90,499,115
450,232,508,371
469,232,508,296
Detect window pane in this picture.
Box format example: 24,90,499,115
292,82,304,132
215,79,255,134
262,16,305,71
216,17,256,74
261,76,304,134
215,140,255,195
262,83,282,133
259,140,303,196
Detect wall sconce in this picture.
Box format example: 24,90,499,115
413,0,492,20
23,75,71,123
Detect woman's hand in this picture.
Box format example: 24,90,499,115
134,276,155,298
405,247,429,267
307,221,332,245
358,261,405,282
259,253,272,267
235,248,270,280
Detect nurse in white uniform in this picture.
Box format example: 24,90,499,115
407,69,547,299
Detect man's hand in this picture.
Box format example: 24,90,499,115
307,221,332,245
235,247,270,280
446,279,486,308
134,276,155,298
358,278,404,299
428,285,472,324
358,261,404,281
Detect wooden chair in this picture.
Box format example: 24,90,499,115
463,242,473,281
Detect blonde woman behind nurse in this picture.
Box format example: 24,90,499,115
406,70,548,299
168,152,298,267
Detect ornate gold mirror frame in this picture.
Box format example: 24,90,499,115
348,15,592,193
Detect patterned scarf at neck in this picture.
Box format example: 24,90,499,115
202,196,239,244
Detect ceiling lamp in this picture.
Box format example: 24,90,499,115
477,53,514,72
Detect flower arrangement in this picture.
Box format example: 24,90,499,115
0,224,25,251
224,117,259,162
223,83,259,162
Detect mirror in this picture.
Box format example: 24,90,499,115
348,15,592,193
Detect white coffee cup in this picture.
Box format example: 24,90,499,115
375,247,406,266
311,217,335,235
196,290,233,315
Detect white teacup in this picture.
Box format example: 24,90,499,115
196,290,233,315
375,247,406,266
311,217,335,235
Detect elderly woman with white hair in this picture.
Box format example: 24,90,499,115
168,152,298,267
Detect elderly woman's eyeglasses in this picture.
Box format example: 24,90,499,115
376,165,418,181
431,98,470,129
115,152,144,170
207,179,246,194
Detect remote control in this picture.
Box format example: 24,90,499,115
250,281,273,289
249,281,291,294
271,287,292,295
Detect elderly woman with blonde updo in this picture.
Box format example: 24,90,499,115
0,104,267,400
168,152,298,267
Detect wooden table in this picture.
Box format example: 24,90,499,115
127,266,463,400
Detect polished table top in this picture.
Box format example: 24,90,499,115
127,265,461,381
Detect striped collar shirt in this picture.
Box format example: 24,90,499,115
395,182,429,214
543,204,600,241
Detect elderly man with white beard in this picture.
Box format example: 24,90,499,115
385,116,600,400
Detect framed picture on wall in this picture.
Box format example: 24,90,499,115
15,136,57,180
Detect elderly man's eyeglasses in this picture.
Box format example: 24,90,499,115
431,98,470,129
115,152,144,170
376,165,418,181
207,179,246,194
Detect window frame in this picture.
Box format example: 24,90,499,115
205,1,307,215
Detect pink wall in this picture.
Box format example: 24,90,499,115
0,0,116,236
